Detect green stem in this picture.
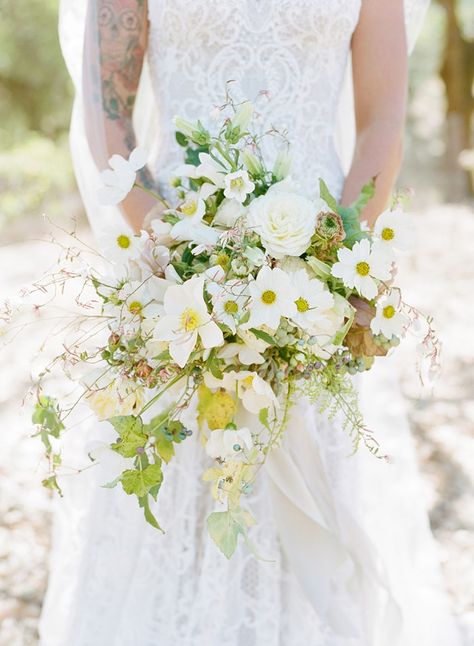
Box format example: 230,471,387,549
134,183,170,209
140,370,189,416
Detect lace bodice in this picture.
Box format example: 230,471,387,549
147,0,362,201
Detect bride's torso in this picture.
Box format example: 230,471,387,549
147,0,361,199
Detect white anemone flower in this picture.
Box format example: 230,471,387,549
245,266,297,330
153,276,224,367
87,377,144,421
331,238,391,300
289,269,334,333
208,279,248,333
205,426,253,461
223,169,255,203
117,276,169,321
370,290,408,339
98,147,147,206
373,207,412,255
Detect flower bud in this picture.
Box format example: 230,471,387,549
240,148,264,177
231,101,253,132
273,150,292,180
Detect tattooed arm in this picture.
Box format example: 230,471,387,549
84,0,160,231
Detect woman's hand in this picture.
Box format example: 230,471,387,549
341,0,408,227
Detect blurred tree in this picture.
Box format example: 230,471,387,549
0,0,76,229
437,0,474,195
0,0,73,144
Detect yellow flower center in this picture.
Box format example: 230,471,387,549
128,300,143,315
181,200,198,216
241,375,254,389
261,290,276,305
117,234,131,249
381,227,395,241
224,300,238,314
295,297,309,313
180,307,201,332
216,253,230,268
230,177,244,191
356,261,370,276
383,305,396,319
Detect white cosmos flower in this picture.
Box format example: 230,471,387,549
205,426,253,460
101,226,141,269
153,276,224,367
247,190,317,259
98,147,147,206
373,207,412,255
204,370,279,414
223,169,255,203
290,269,334,333
213,198,247,228
208,279,248,333
331,238,391,300
370,290,408,339
245,266,296,330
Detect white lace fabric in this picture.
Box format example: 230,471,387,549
40,1,461,645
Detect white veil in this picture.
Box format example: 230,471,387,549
60,0,430,237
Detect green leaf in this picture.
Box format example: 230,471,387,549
42,475,63,496
319,179,338,212
32,395,64,438
207,508,256,559
175,131,188,147
337,206,367,247
258,407,270,431
139,495,164,532
154,434,175,463
109,416,148,458
352,177,376,214
305,257,331,279
120,463,163,498
249,328,276,345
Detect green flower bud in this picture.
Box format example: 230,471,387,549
273,150,292,180
240,148,264,177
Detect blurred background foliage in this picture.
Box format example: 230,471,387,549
0,0,472,235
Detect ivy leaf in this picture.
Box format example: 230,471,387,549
139,495,164,532
319,179,338,212
258,407,270,431
207,509,255,559
109,416,148,458
154,434,175,463
249,328,276,345
42,475,63,496
32,395,64,438
120,463,163,498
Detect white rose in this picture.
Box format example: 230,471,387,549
205,427,253,460
213,198,247,228
247,191,317,259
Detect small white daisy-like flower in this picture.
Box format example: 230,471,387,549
98,147,147,206
223,169,255,203
331,238,391,300
245,266,296,330
370,290,408,339
373,207,412,255
208,279,248,333
101,227,141,269
289,269,334,333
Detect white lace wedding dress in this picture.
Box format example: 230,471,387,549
39,2,462,645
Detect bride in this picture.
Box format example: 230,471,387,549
39,1,462,645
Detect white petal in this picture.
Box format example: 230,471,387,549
198,320,224,349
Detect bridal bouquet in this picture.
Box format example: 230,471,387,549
29,100,439,557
